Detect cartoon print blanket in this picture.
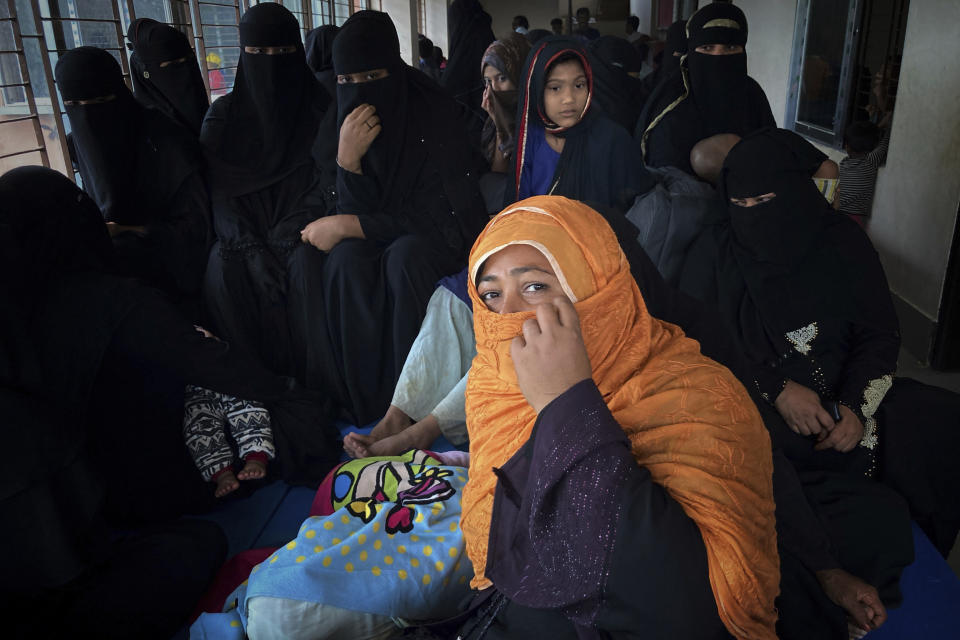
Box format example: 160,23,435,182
192,450,473,638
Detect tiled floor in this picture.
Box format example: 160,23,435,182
896,349,960,578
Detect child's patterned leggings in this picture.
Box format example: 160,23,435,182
183,385,275,481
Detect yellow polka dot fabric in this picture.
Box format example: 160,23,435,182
227,453,474,624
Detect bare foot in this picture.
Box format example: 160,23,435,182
369,405,413,441
346,415,442,459
214,470,240,498
237,458,267,481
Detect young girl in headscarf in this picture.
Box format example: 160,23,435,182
458,195,780,639
512,36,652,208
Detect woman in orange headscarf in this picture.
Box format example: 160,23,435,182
459,196,779,639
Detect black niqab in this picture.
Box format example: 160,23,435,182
126,19,209,136
441,0,495,114
660,19,687,79
200,3,328,197
305,24,339,95
635,3,774,172
588,35,645,131
333,11,410,208
685,4,750,136
55,47,198,224
333,10,483,234
682,129,896,362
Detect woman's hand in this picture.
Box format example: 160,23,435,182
481,84,494,119
337,104,381,174
774,380,835,437
814,404,864,453
816,568,887,634
300,215,364,252
510,296,592,414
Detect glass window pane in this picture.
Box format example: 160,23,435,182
795,0,850,131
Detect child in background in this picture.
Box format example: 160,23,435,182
837,114,891,226
183,327,275,497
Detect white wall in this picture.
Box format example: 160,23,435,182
381,0,418,63
629,0,653,35
730,0,798,128
866,0,960,319
422,0,449,55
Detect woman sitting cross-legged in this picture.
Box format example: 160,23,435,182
456,196,780,639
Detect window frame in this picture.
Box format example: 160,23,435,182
784,0,864,149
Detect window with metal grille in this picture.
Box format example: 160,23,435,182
785,0,908,149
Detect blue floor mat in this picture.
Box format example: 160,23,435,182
869,522,960,639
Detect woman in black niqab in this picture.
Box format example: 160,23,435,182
679,128,959,577
55,46,210,304
201,3,333,378
289,10,487,425
441,0,495,138
305,24,339,97
635,3,775,174
587,35,646,132
126,18,209,136
201,2,328,197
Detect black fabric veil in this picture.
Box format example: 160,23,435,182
55,47,198,225
333,9,482,244
636,4,775,172
441,0,495,116
681,128,897,362
587,35,645,132
126,18,209,135
305,24,339,95
510,37,652,207
660,19,688,79
200,3,328,197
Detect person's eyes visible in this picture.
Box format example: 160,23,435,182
523,282,548,294
480,290,500,301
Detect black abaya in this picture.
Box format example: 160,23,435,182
441,0,495,127
2,166,340,512
55,47,211,303
200,4,331,377
676,130,941,625
587,35,646,132
292,10,486,425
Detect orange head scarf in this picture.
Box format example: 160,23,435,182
461,196,779,639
